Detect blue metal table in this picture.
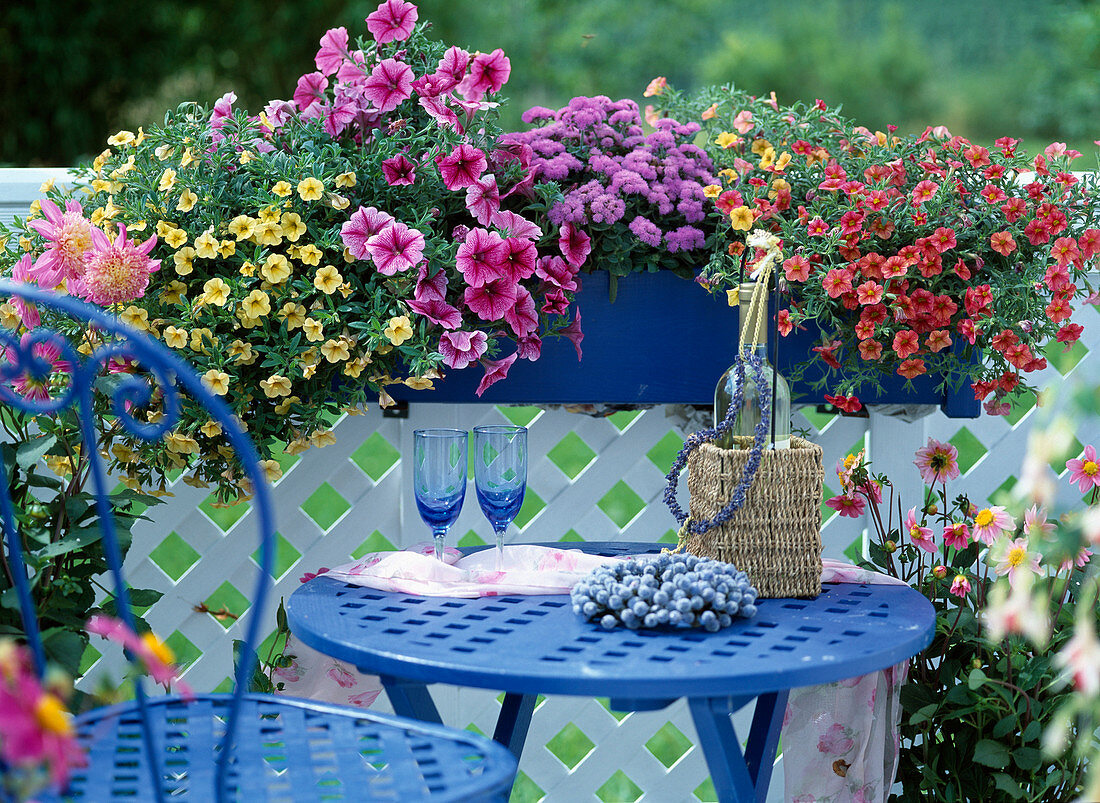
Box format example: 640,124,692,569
287,543,935,802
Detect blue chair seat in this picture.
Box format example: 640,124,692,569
40,694,513,802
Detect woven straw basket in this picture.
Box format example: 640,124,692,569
682,436,825,598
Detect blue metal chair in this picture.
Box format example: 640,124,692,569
0,281,517,802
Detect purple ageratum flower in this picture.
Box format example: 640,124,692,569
665,225,705,253
629,216,663,248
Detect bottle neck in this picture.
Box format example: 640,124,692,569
738,302,768,358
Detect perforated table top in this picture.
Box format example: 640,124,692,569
288,543,935,701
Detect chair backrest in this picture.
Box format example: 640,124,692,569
0,279,276,797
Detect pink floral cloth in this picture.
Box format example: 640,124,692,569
780,559,911,803
280,550,913,802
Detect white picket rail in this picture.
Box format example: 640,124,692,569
4,169,1099,802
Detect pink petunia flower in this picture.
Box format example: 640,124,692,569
971,505,1016,546
465,174,501,226
560,308,584,359
1066,445,1100,493
27,199,94,289
905,507,935,553
825,493,866,518
991,536,1042,587
458,48,511,101
341,206,396,260
503,285,538,338
365,221,425,275
321,95,358,137
535,255,579,293
501,237,537,283
491,210,542,240
913,438,960,485
381,153,417,186
439,330,487,370
366,0,419,44
435,46,470,86
72,225,159,306
464,277,518,321
436,143,488,190
476,352,518,396
456,227,508,287
363,58,414,113
293,71,329,114
541,289,570,316
943,522,970,550
516,334,542,361
407,297,463,330
414,262,448,303
419,94,461,131
558,222,591,268
315,27,350,75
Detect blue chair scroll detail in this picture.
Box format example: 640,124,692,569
0,281,516,803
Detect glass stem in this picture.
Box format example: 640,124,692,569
433,529,448,562
495,525,507,569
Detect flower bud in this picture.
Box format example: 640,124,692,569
932,565,947,579
884,540,897,553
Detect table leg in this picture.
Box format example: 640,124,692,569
379,674,442,724
492,692,537,760
743,690,788,800
688,696,757,802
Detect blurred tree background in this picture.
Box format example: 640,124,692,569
2,0,1099,166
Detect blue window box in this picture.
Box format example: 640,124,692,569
391,271,980,417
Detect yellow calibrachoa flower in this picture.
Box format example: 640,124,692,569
280,212,306,242
228,340,256,365
179,148,195,168
750,138,772,157
271,181,293,198
163,326,188,349
161,280,188,305
119,306,149,330
164,432,199,455
259,375,292,398
44,454,75,477
313,265,342,294
279,302,307,330
0,303,20,329
200,420,223,438
228,215,256,240
703,184,721,199
107,130,135,146
773,152,792,172
239,261,257,277
297,177,324,201
194,231,219,259
715,131,741,149
274,395,300,415
261,254,292,284
154,144,173,161
343,357,370,378
726,288,739,307
252,220,282,247
302,318,324,342
405,376,434,390
337,282,353,299
190,327,215,352
239,150,255,164
335,171,356,188
218,239,236,258
92,148,112,172
297,244,323,266
39,178,56,194
177,190,198,212
127,220,148,233
259,459,283,483
158,168,177,191
156,220,177,236
202,369,231,396
202,278,231,306
257,206,280,223
310,429,337,448
384,315,413,346
28,199,42,217
321,339,350,363
110,155,136,178
729,206,754,231
173,247,196,275
242,290,271,318
329,194,350,210
769,178,791,199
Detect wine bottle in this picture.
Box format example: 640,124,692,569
714,280,791,449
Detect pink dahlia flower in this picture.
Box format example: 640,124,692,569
27,199,94,289
366,0,418,44
971,505,1016,546
341,206,395,259
825,492,866,518
439,330,487,370
72,225,159,306
6,336,72,402
905,507,935,553
913,437,961,485
1067,445,1100,493
943,522,970,550
365,221,425,275
949,574,971,598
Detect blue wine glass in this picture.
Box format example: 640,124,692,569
413,428,468,561
473,425,527,568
